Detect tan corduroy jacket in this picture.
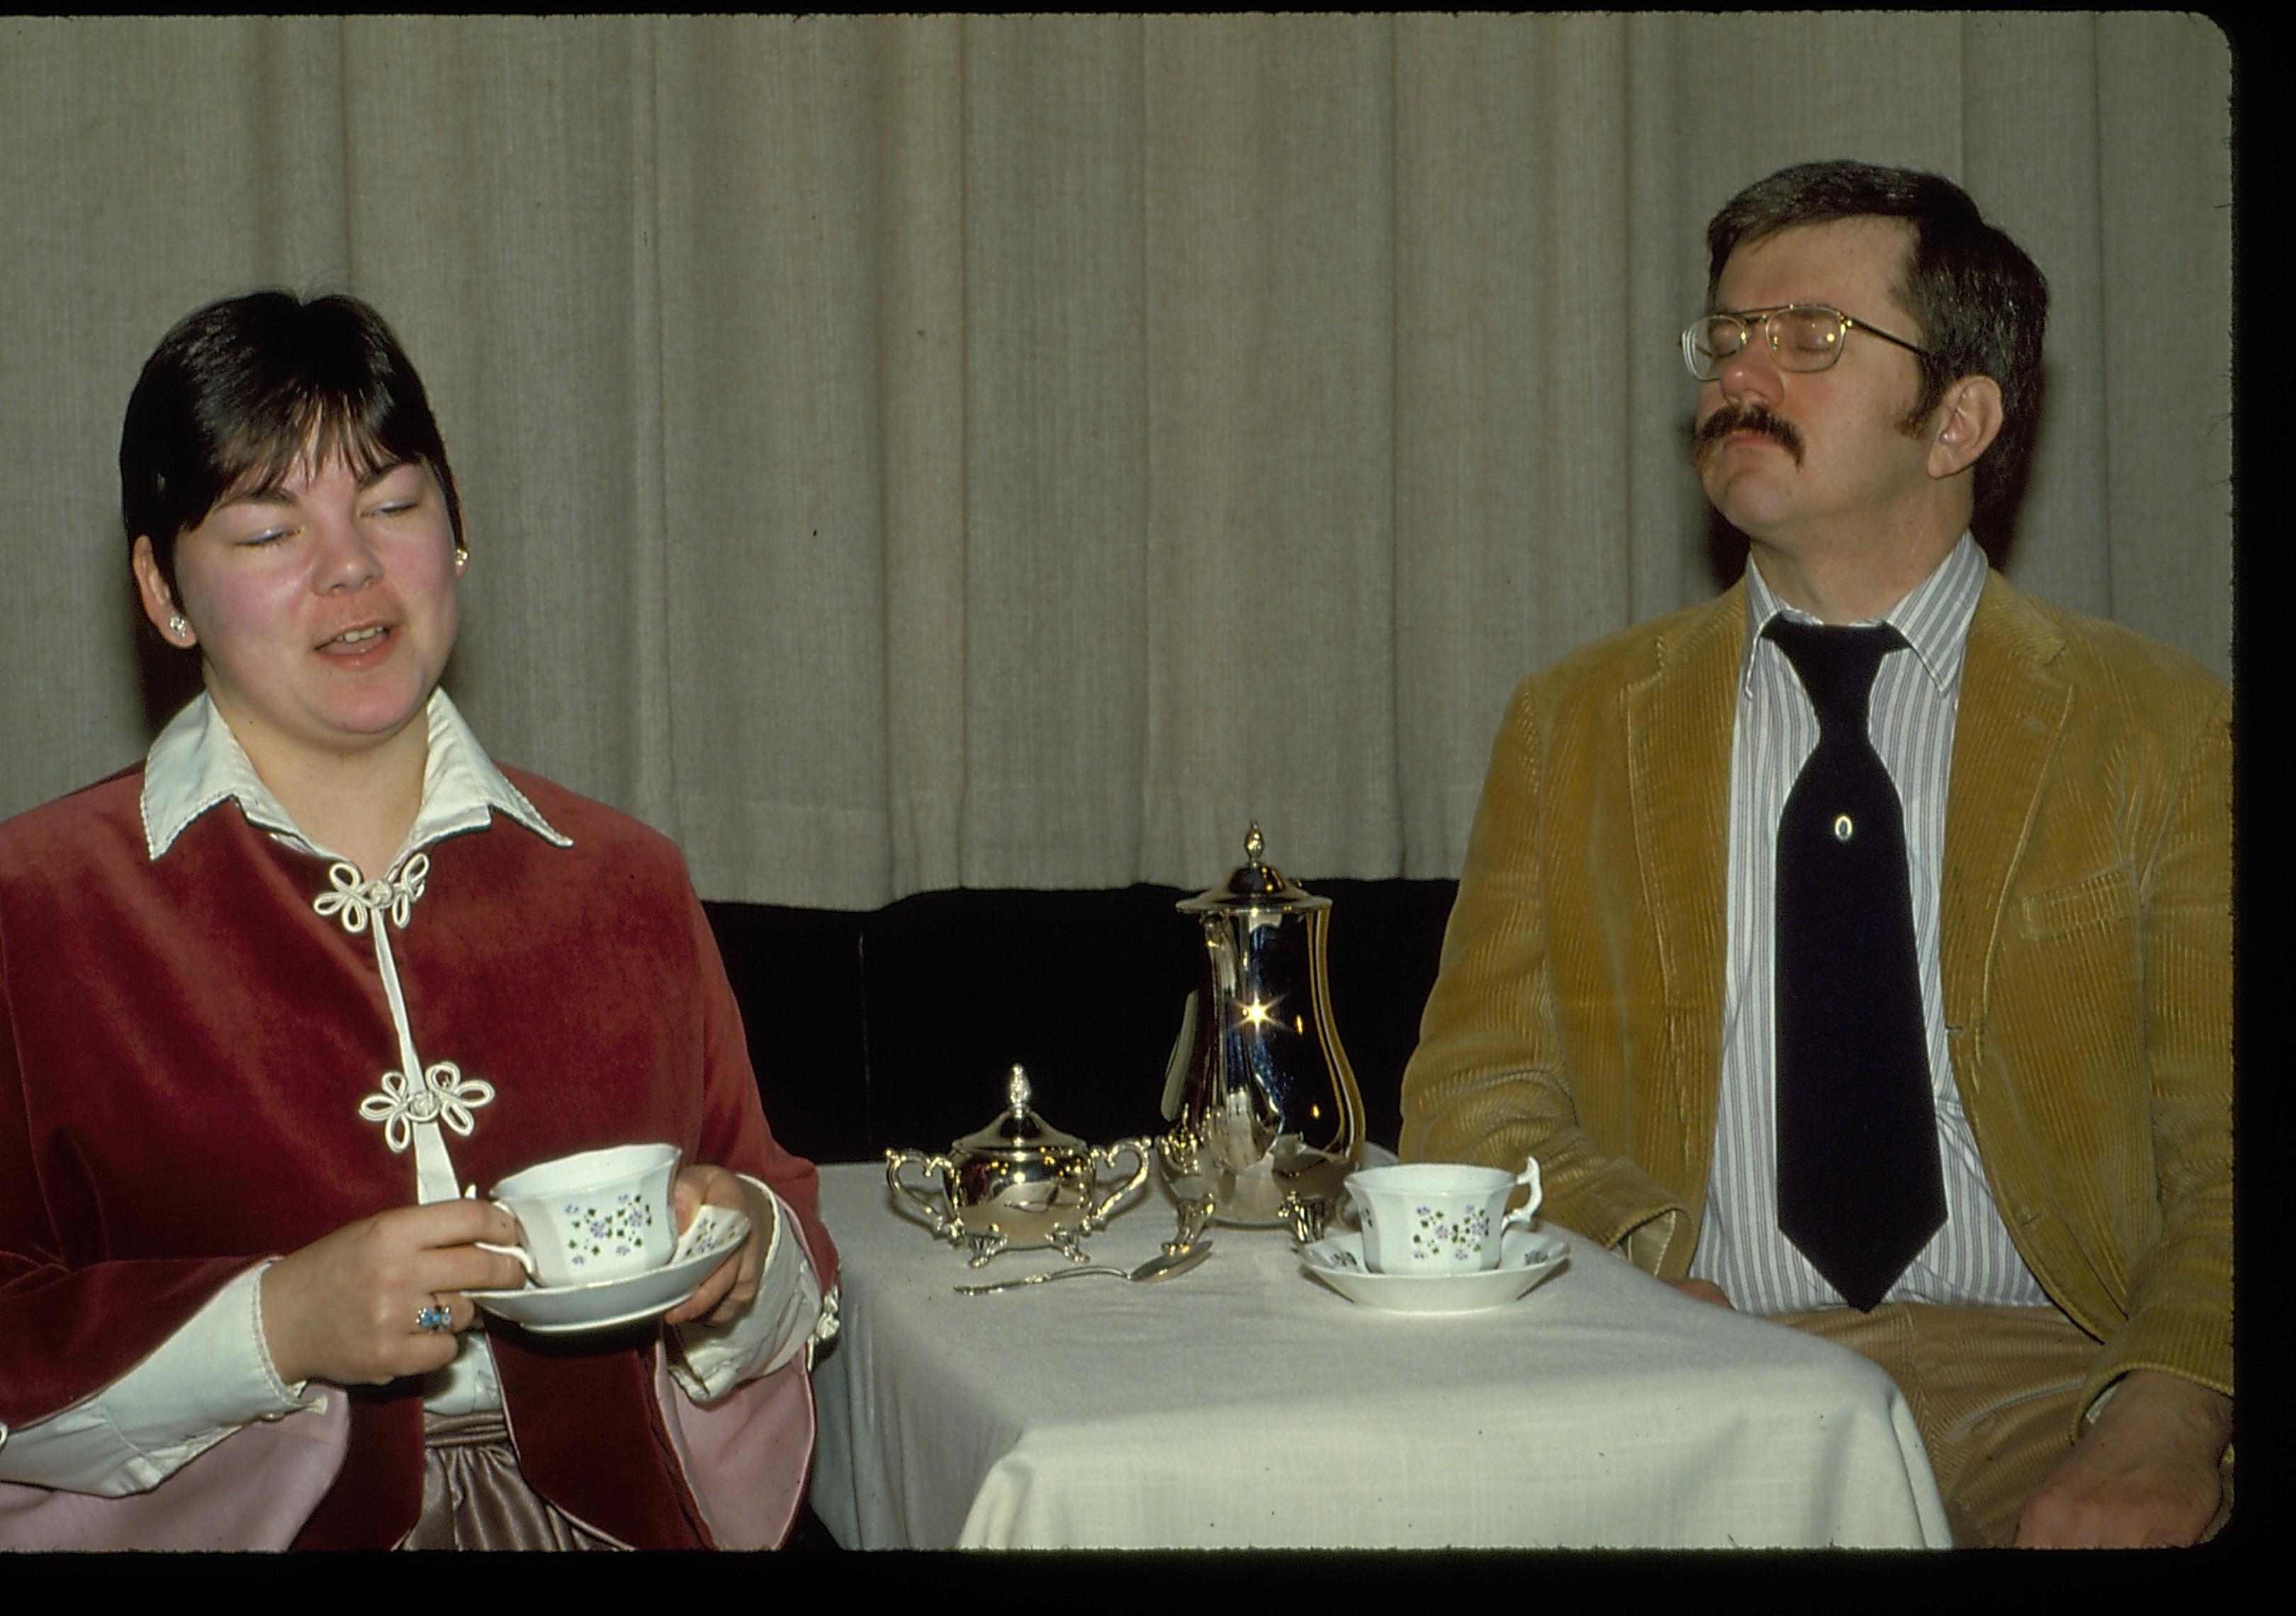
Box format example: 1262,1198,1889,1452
1400,571,2232,1428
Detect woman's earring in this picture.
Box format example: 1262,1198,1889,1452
167,613,191,642
454,546,469,571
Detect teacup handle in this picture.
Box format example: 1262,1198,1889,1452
472,1199,541,1283
1081,1137,1152,1233
1502,1157,1544,1233
884,1149,958,1239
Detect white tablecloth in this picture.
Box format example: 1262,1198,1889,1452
807,1161,1949,1549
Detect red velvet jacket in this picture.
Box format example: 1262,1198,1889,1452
0,763,837,1548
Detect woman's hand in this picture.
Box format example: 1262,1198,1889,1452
258,1199,530,1388
660,1165,775,1329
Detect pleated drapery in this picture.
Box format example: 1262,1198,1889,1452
0,15,2233,908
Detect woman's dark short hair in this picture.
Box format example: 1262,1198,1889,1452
120,291,463,593
1706,160,2049,517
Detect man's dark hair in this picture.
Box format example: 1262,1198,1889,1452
120,291,463,595
1706,159,2048,517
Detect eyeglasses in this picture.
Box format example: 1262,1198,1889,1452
1681,304,1930,382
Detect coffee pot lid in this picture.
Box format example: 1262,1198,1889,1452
1177,821,1329,912
952,1065,1090,1160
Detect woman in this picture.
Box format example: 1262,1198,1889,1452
0,291,838,1549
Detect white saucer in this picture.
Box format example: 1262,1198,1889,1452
1301,1225,1568,1314
469,1209,748,1335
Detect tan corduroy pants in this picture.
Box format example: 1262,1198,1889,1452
1772,1302,2231,1547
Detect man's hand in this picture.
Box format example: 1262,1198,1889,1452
1670,1277,1734,1308
2015,1370,2230,1547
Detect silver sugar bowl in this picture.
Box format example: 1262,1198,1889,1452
887,1065,1152,1267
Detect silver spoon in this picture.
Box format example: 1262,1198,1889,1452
953,1240,1212,1295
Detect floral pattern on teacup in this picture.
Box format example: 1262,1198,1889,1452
561,1191,658,1269
1410,1203,1491,1263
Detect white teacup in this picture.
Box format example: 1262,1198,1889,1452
487,1143,681,1289
1344,1158,1543,1275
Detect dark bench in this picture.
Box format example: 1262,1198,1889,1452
707,879,1459,1165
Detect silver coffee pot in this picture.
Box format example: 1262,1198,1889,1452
1158,824,1364,1225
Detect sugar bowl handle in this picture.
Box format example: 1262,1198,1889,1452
884,1149,958,1238
1081,1136,1152,1232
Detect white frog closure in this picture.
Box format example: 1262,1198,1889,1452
315,854,494,1201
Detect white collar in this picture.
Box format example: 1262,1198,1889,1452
1739,530,1986,697
140,689,571,869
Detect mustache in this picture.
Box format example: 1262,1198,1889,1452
1692,401,1805,467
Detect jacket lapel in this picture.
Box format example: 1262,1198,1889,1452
1623,585,1743,1190
1939,574,2071,1096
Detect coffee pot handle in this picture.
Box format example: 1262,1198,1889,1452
884,1149,958,1238
1081,1137,1152,1232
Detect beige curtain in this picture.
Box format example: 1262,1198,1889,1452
0,14,2233,908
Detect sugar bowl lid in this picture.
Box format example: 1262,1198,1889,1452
952,1065,1091,1163
1177,821,1328,913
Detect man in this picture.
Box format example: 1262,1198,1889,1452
1399,160,2230,1548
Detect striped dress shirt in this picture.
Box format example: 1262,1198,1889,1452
1692,533,2051,1315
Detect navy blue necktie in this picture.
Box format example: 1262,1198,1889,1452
1765,617,1945,1312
